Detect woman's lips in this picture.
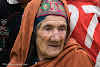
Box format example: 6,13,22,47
48,45,60,47
48,43,60,47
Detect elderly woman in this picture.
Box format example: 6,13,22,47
7,0,94,67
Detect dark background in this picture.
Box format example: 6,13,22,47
0,0,24,66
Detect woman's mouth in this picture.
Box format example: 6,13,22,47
48,44,60,47
47,41,61,49
48,41,61,48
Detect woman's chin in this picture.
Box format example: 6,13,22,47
46,50,61,58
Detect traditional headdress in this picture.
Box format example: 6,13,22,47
8,0,70,67
36,0,67,18
25,0,70,66
34,0,69,32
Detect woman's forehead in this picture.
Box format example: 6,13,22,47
43,15,66,21
41,20,66,26
40,15,67,25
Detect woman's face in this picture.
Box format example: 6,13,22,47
36,15,67,60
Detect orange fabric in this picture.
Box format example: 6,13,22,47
30,38,94,67
7,0,94,67
8,0,41,67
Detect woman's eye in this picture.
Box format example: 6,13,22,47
45,27,52,31
58,27,66,31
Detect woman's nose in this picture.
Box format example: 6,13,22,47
50,29,61,41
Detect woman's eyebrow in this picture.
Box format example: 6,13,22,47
43,24,54,28
59,24,66,27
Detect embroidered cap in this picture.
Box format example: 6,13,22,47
36,0,67,18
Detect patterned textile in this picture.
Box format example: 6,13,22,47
36,0,67,18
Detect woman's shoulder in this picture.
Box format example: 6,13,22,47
60,37,95,67
63,37,91,59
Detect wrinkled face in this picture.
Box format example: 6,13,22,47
36,15,67,60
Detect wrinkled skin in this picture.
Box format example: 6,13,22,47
36,15,67,61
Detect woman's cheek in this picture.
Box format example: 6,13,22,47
59,32,66,39
39,31,51,40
